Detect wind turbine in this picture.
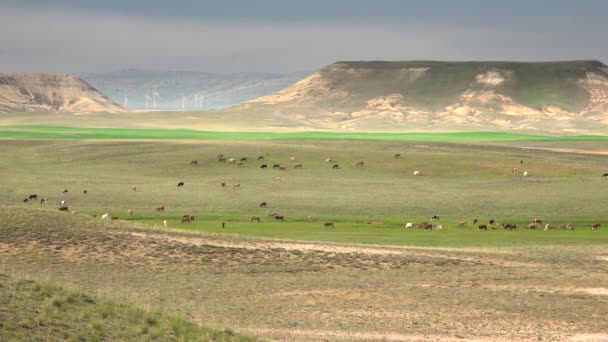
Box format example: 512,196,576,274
152,84,160,109
182,95,186,110
123,90,128,107
145,94,152,108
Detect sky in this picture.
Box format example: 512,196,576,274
1,0,607,73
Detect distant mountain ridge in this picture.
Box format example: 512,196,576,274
0,73,125,113
232,60,608,134
79,69,310,110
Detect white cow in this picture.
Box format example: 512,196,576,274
101,213,109,219
413,171,420,176
163,220,168,227
325,158,334,163
404,222,413,229
275,176,282,183
290,156,296,161
436,224,443,230
523,171,528,177
60,200,67,205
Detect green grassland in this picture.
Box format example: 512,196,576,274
3,125,608,141
1,137,608,247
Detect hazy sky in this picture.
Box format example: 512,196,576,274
1,0,607,73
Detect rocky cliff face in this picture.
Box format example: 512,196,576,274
233,61,608,133
0,73,126,113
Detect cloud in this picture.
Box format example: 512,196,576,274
0,5,606,73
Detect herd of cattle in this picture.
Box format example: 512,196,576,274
18,153,605,231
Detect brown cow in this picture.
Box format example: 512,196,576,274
274,215,284,221
504,223,517,230
356,161,365,167
233,183,241,189
250,216,260,222
478,224,488,231
394,153,401,159
181,215,194,223
111,217,119,220
127,209,133,216
294,164,303,169
132,186,137,191
512,167,519,173
190,160,198,166
156,205,165,211
70,210,78,215
527,223,537,229
419,222,432,230
532,218,543,224
457,220,467,228
236,162,245,167
592,223,601,230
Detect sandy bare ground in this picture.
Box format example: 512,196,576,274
123,230,538,267
520,146,608,155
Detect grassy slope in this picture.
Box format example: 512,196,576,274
0,273,256,341
329,60,607,112
2,125,608,141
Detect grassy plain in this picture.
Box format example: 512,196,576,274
2,131,608,341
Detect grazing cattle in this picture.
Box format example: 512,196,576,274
356,161,365,167
602,173,608,178
512,167,519,173
101,213,109,219
22,198,29,203
251,216,261,222
181,215,194,223
592,223,601,230
221,182,226,187
62,189,68,195
413,171,420,176
367,221,384,225
307,215,312,222
71,210,78,215
236,161,245,167
260,164,268,169
218,157,226,162
394,153,401,159
431,214,440,221
457,220,467,227
59,206,69,212
260,202,267,207
436,224,443,230
272,164,281,168
325,158,334,163
163,220,167,227
566,224,574,230
275,176,282,183
111,217,119,221
156,205,165,211
420,222,433,230
544,224,551,231
233,183,241,189
127,209,133,216
28,194,38,200
520,160,524,164
294,164,303,169
240,157,248,162
290,156,296,161
40,197,48,204
473,218,478,225
132,186,137,191
523,171,528,177
504,223,517,230
489,219,495,225
258,156,264,160
218,154,224,158
324,222,334,228
228,158,236,164
478,224,488,231
274,215,284,221
60,200,67,205
527,223,537,230
532,218,543,224
177,182,185,187
83,190,87,195
332,164,339,169
268,213,279,217
405,223,413,229
279,166,287,170
190,160,198,166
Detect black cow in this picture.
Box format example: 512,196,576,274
324,222,334,228
332,164,339,169
177,182,185,187
272,164,280,169
23,198,29,203
260,201,267,207
431,215,440,220
83,190,88,195
62,189,68,195
40,198,48,204
260,164,268,169
59,206,69,211
28,194,38,200
603,173,608,178
240,157,248,162
473,218,478,225
257,156,264,160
